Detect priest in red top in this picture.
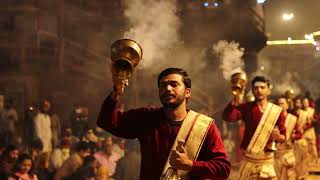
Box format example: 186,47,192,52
274,96,302,180
97,68,231,180
223,76,286,180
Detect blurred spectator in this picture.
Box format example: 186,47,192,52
64,156,98,180
51,138,71,170
54,141,91,180
29,139,43,161
112,137,126,159
70,104,88,137
51,112,61,148
61,127,79,151
114,139,141,180
10,153,38,180
95,126,111,139
33,152,52,180
82,127,98,144
0,144,20,178
94,137,120,178
34,99,52,152
97,166,109,180
24,102,38,144
1,98,18,134
13,135,23,150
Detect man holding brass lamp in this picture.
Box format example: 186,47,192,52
97,39,230,180
223,75,286,180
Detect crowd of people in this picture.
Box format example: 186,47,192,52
0,97,141,180
1,68,320,180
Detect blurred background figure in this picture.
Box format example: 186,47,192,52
114,139,140,180
1,98,18,134
10,153,38,180
33,152,52,180
34,99,53,152
51,138,71,171
54,141,91,180
0,144,20,179
94,136,120,179
70,105,89,138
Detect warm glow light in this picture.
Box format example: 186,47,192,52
267,39,315,45
257,0,267,3
313,31,320,36
304,34,314,40
282,13,294,21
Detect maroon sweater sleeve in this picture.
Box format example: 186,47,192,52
96,95,152,139
276,111,286,137
222,102,243,122
189,122,231,179
293,122,303,140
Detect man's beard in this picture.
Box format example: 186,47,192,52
160,94,185,109
254,94,266,101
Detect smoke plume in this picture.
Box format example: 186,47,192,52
273,72,301,95
123,0,181,68
212,40,245,80
256,51,302,96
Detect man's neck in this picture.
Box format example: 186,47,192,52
256,98,268,111
164,104,188,121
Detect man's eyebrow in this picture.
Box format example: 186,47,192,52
160,80,179,83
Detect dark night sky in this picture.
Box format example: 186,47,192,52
264,0,320,40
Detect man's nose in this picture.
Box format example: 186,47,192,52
165,85,173,91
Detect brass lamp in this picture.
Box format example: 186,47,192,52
110,39,143,79
230,72,248,96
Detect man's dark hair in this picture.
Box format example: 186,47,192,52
251,76,270,87
76,141,91,152
278,96,288,102
157,68,191,88
2,144,19,158
294,95,303,102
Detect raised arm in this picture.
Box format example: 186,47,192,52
97,92,154,139
222,100,245,123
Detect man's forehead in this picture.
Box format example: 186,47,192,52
278,98,286,103
253,81,268,87
160,74,183,82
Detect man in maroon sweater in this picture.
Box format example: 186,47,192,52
274,96,302,180
223,76,286,180
97,68,230,180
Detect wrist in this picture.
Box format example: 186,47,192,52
185,160,193,171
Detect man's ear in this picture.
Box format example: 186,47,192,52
185,88,191,98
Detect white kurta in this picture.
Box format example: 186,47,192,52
34,113,52,152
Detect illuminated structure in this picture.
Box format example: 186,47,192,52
0,0,267,120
